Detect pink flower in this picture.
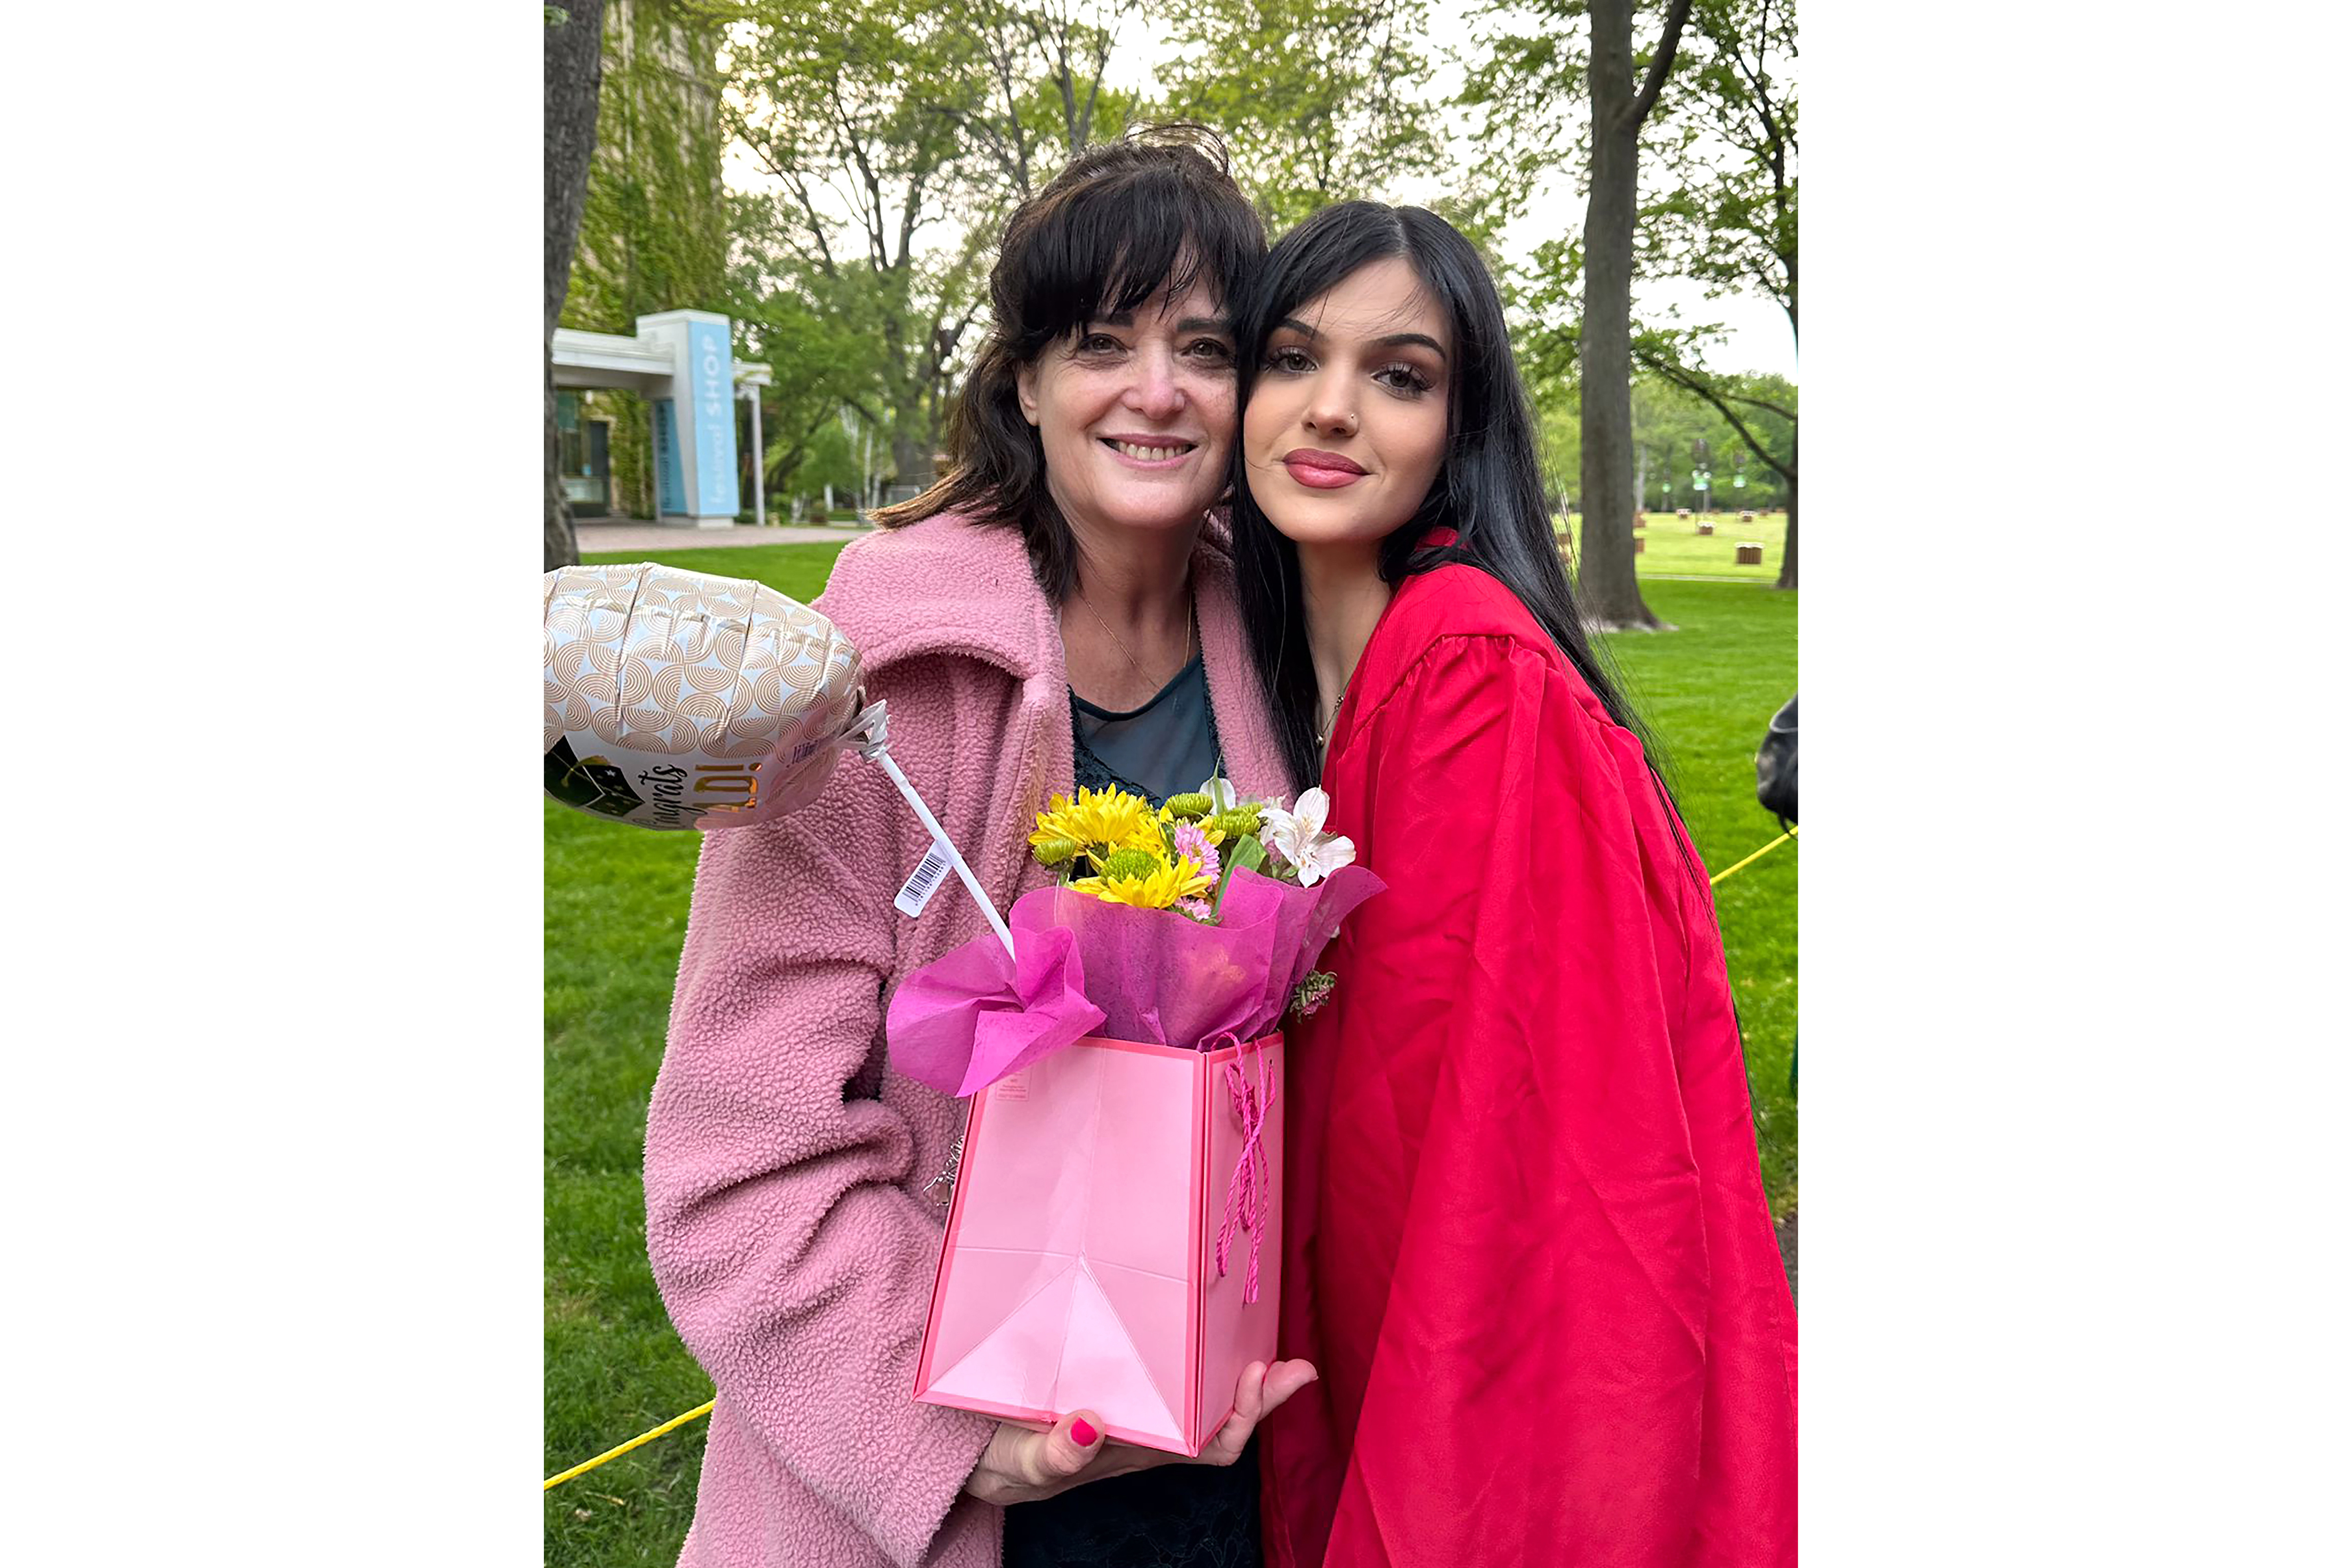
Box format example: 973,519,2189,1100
1172,821,1222,888
1175,897,1215,921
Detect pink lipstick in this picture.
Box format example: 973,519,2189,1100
1281,448,1368,490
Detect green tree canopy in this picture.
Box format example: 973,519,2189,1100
1154,0,1449,229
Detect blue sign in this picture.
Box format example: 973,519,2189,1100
688,319,739,517
653,399,686,514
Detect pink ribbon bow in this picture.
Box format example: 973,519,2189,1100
1211,1031,1277,1305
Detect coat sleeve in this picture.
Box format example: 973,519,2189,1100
642,710,996,1568
1318,632,1716,1568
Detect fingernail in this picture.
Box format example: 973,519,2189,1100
1072,1417,1099,1447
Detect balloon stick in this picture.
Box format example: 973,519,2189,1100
848,703,1016,957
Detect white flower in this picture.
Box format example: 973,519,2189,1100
1198,775,1244,814
1257,787,1357,887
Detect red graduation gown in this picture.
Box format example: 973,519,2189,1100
1259,555,1798,1568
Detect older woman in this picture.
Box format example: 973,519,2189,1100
642,129,1315,1568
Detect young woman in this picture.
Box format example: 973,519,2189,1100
1230,202,1798,1566
642,131,1315,1568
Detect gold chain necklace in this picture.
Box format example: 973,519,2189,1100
1316,690,1344,751
1071,584,1194,696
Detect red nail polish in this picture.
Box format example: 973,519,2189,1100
1072,1417,1099,1447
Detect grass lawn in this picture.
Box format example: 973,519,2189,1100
545,541,1795,1564
1557,508,1789,580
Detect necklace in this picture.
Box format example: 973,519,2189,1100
1316,690,1343,751
1071,583,1194,697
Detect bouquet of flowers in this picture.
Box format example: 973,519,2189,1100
887,780,1379,1094
1032,779,1360,913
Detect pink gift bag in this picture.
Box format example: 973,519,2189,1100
913,1029,1282,1457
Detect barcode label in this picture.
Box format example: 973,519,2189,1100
894,838,954,917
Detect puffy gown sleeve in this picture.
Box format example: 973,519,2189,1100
1307,629,1756,1567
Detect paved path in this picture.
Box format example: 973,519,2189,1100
575,521,875,554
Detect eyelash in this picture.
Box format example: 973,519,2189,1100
1073,333,1234,364
1261,346,1434,397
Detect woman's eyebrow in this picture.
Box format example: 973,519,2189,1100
1273,319,1447,360
1375,332,1447,359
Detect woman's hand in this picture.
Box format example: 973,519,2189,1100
962,1358,1319,1506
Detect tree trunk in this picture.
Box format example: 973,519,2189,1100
545,1,607,572
1775,456,1798,590
1575,0,1660,632
891,432,931,498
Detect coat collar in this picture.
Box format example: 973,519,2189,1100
817,510,1291,802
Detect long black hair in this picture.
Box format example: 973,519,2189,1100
874,125,1266,600
1230,201,1679,819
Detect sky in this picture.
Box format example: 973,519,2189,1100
719,3,1796,384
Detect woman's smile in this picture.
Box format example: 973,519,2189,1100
1101,435,1202,468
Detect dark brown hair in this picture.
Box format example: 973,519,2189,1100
872,125,1266,599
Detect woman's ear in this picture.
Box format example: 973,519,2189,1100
1015,359,1042,427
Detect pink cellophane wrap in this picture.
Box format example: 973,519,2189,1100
1023,864,1382,1049
883,864,1381,1089
894,862,1381,1455
884,926,1104,1099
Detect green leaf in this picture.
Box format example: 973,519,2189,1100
1212,837,1269,918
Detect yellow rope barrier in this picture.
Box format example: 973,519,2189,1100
548,824,1800,1492
1710,824,1796,886
545,1400,715,1492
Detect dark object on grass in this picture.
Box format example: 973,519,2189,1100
1755,692,1799,1096
1755,693,1797,828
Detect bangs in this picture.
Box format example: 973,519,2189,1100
1009,165,1263,350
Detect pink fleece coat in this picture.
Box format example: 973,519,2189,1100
643,512,1294,1568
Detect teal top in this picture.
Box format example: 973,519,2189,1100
1068,654,1223,806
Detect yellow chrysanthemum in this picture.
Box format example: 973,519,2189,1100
1032,786,1164,857
1029,793,1082,849
1067,853,1216,910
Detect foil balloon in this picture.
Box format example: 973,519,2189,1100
544,561,1015,956
544,563,866,828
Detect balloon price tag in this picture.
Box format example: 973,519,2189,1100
895,835,956,918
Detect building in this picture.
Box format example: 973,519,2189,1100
555,310,771,528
